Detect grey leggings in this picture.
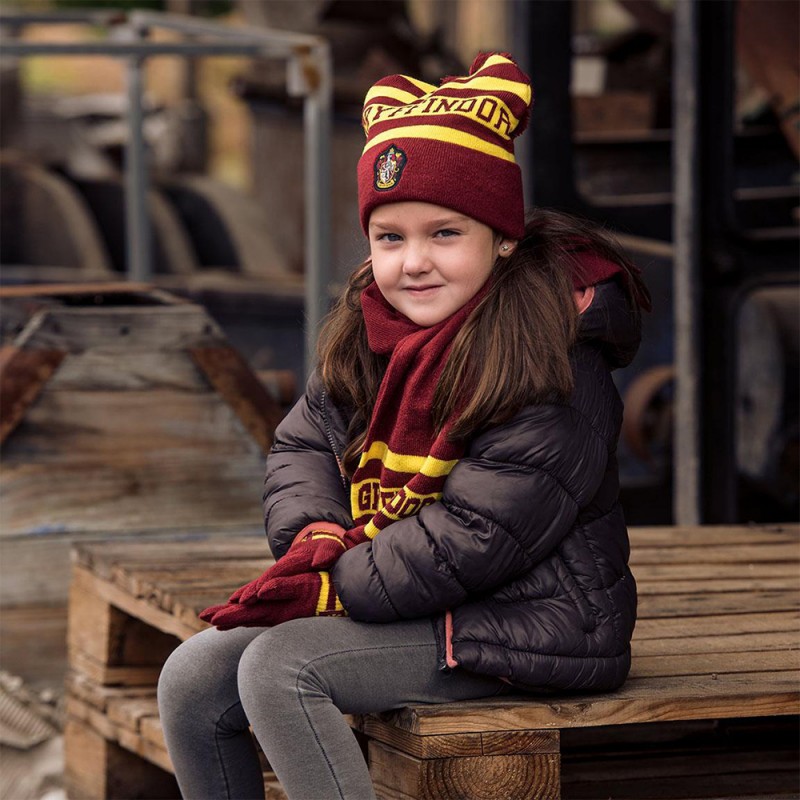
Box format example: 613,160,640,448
157,616,506,800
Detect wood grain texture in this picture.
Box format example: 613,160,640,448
64,715,181,800
369,741,560,800
354,719,559,759
1,295,276,542
372,670,799,736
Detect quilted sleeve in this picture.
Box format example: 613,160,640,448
263,373,353,560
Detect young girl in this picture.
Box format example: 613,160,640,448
158,53,649,800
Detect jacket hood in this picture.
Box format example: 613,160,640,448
578,278,641,370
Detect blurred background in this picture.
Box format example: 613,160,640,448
0,1,797,797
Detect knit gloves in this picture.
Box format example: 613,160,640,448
198,570,344,629
198,523,369,629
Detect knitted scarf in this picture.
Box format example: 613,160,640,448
350,282,485,539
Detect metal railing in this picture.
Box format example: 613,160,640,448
0,9,332,372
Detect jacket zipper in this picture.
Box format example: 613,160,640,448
321,390,350,493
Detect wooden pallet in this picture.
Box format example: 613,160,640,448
64,533,284,799
64,525,800,799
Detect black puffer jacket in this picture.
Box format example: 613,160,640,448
264,280,639,692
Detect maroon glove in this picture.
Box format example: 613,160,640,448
200,571,344,630
228,523,368,605
227,524,345,604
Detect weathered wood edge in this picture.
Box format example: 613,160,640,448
375,679,800,736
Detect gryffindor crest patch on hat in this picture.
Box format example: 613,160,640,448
374,144,407,191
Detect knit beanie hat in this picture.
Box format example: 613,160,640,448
357,52,533,240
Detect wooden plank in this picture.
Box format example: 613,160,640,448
633,610,800,639
0,528,262,607
629,649,799,678
633,630,799,656
64,717,115,800
0,602,68,691
352,721,559,760
109,560,271,600
628,524,799,547
66,671,157,712
631,562,799,580
2,439,265,539
70,565,201,641
116,727,174,774
140,714,167,751
637,590,800,617
66,695,119,742
69,648,163,688
376,671,800,735
15,304,223,353
637,576,799,593
107,696,161,733
630,542,800,565
48,348,208,392
68,568,127,666
169,593,231,629
73,535,266,578
368,740,560,800
64,713,180,799
68,566,179,668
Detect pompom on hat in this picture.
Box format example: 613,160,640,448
357,52,533,240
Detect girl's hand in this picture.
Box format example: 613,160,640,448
199,571,345,629
229,527,347,605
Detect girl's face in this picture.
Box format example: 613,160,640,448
368,201,514,327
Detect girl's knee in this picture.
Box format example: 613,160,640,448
237,621,328,711
158,633,213,717
158,627,257,722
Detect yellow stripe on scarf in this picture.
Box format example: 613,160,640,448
356,440,459,477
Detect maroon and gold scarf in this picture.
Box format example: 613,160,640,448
349,282,485,539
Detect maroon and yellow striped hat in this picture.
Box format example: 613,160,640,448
357,52,533,240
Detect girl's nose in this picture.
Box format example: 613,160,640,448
402,242,432,275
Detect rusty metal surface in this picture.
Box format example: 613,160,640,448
0,346,66,445
188,345,284,454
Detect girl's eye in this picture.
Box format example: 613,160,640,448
376,232,402,242
435,229,459,238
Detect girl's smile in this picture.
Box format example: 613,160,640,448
368,201,514,327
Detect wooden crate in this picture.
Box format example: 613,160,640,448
64,525,800,799
0,283,283,540
0,283,285,687
64,533,286,800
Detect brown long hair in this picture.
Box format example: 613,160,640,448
318,208,649,475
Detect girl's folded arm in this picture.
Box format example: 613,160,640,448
332,405,609,621
263,373,352,560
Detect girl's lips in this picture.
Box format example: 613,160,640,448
405,285,442,294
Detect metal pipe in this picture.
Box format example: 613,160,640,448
0,41,263,57
2,8,334,374
130,10,317,53
302,43,333,377
0,10,124,27
672,0,702,525
125,52,151,282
